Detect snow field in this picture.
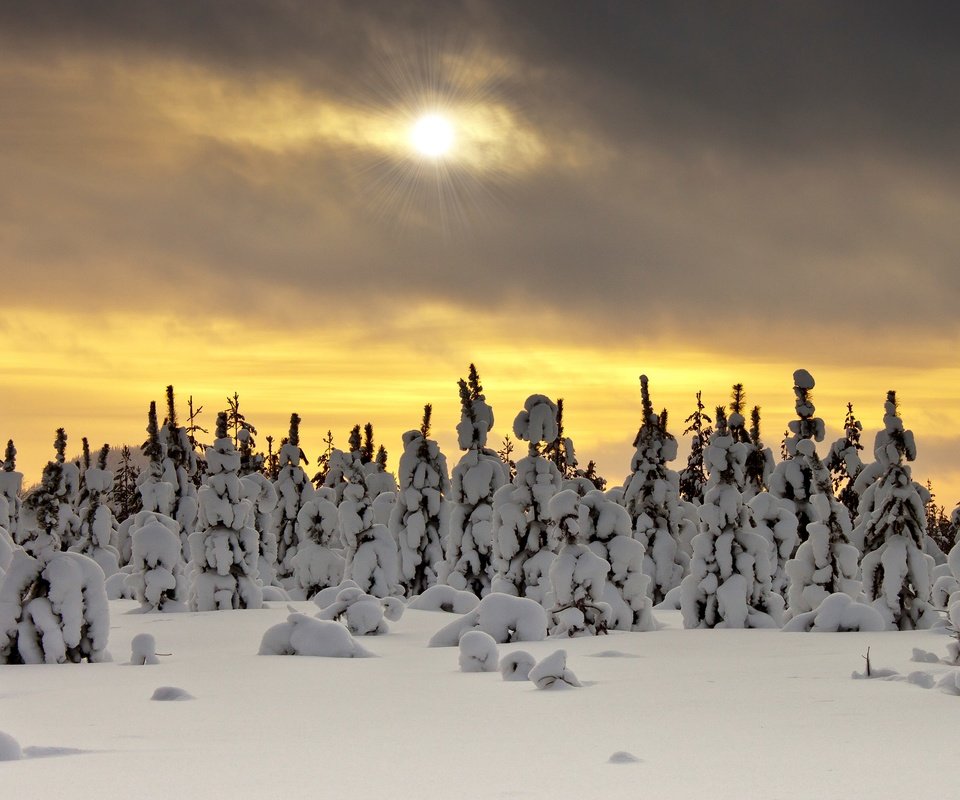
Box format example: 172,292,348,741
1,602,958,799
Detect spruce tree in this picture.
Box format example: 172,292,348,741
72,444,120,577
0,440,23,543
390,403,451,596
678,392,712,505
680,408,782,629
622,375,690,604
825,402,864,521
440,364,508,596
160,387,200,555
188,412,262,610
491,395,564,604
855,392,937,629
744,406,774,498
767,370,826,546
112,445,141,525
273,413,316,580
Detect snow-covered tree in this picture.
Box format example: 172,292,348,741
292,497,345,598
440,364,508,596
125,512,188,612
825,402,864,521
273,413,316,580
855,392,937,630
543,398,578,479
744,405,774,500
340,431,400,598
241,470,280,587
111,444,141,526
0,440,23,544
0,432,110,663
21,428,80,556
546,489,610,636
0,546,110,664
622,375,690,604
160,386,200,554
71,444,120,577
681,408,783,629
783,442,860,619
390,405,450,596
188,412,262,610
767,369,825,545
491,395,563,604
748,491,798,596
579,489,656,630
678,392,712,505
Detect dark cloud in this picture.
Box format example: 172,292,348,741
2,0,959,352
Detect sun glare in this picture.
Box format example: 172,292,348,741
410,113,454,158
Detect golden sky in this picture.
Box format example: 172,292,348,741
1,2,958,506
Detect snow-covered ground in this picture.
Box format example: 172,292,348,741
1,601,956,799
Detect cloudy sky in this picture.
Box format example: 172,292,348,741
2,1,958,499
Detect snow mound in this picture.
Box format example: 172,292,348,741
608,751,641,764
906,671,935,689
258,613,372,657
150,686,194,701
458,630,499,672
529,649,581,689
782,593,886,633
937,671,960,696
407,585,480,614
500,650,535,681
588,650,641,659
261,585,289,602
316,587,402,635
131,633,159,665
313,580,361,610
428,593,548,647
0,730,22,761
911,648,941,664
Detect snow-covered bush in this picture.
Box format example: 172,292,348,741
500,650,536,681
782,593,885,633
440,365,507,596
580,489,656,631
681,409,783,629
529,649,581,689
622,375,689,603
291,497,345,598
491,395,563,603
126,513,188,612
188,413,262,611
458,630,499,672
428,592,548,647
407,584,480,614
130,633,159,665
316,586,404,635
273,414,316,580
546,489,611,637
856,393,937,630
0,547,110,664
390,405,450,596
258,613,372,658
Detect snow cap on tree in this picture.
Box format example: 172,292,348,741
513,395,559,446
784,369,825,456
874,390,916,466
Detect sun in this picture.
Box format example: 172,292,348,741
410,113,454,158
